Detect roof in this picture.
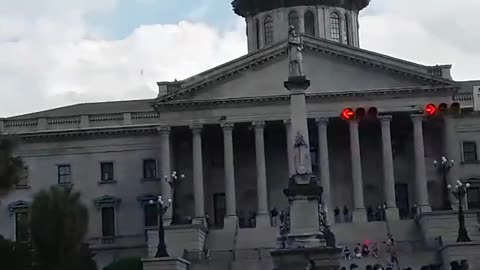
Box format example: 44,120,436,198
8,99,155,120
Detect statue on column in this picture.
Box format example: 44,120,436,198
293,131,311,176
287,25,304,78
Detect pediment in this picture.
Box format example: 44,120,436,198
155,38,453,107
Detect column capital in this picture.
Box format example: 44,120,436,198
157,126,171,134
379,115,393,123
220,122,235,131
315,117,329,126
190,123,203,134
252,121,265,129
410,114,425,122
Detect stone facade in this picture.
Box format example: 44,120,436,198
1,2,480,269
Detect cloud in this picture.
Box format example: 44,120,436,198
0,0,479,117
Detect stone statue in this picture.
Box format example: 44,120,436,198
293,131,311,175
287,25,304,77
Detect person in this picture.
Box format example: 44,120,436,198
324,226,336,247
366,265,373,270
386,234,395,254
450,261,460,270
354,243,361,258
344,246,352,260
343,205,350,223
335,206,341,223
362,243,370,257
410,204,417,219
387,253,399,270
341,267,347,270
460,260,469,270
271,207,278,226
373,264,384,270
372,243,379,258
350,263,358,270
367,206,373,222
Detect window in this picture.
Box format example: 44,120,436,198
304,10,316,36
143,159,157,180
144,204,158,227
15,212,29,242
264,16,274,45
288,11,299,32
58,164,71,184
17,166,29,187
101,162,114,182
343,14,350,44
330,12,341,42
255,18,260,49
467,187,480,209
101,207,115,238
463,142,477,162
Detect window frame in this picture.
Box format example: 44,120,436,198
304,10,316,36
16,166,29,188
288,10,300,32
144,203,159,228
142,159,157,180
264,16,274,45
101,206,116,239
100,162,115,182
462,141,478,162
343,13,350,45
14,211,30,243
330,12,341,43
57,164,72,184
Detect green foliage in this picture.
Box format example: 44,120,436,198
103,257,143,270
0,235,33,270
30,186,89,270
0,137,24,194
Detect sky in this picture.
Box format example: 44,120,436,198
0,0,479,117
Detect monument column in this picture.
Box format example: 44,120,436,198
380,116,400,221
349,120,367,223
253,121,270,227
283,119,295,177
158,126,173,225
190,124,206,225
411,115,432,213
316,117,334,224
221,122,238,228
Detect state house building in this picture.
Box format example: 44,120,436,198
1,0,480,268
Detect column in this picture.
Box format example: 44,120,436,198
380,116,400,221
190,124,206,225
316,118,334,224
253,121,270,227
349,120,367,222
283,119,295,177
444,115,461,208
411,115,432,213
221,122,238,229
158,126,173,225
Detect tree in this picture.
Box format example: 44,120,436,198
30,186,90,270
0,235,32,270
0,137,24,195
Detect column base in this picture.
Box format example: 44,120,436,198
271,246,342,270
223,215,238,231
192,217,206,227
352,209,367,223
256,213,271,228
142,257,190,270
417,205,432,214
385,207,400,221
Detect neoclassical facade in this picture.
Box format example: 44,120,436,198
1,0,480,268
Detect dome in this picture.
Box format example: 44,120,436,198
232,0,371,52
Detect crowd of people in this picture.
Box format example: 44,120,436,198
340,263,468,270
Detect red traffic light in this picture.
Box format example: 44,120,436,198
425,103,437,116
342,108,355,120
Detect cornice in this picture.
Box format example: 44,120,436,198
154,85,458,111
14,124,162,141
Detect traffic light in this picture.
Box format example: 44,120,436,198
424,103,461,116
342,108,355,120
341,107,378,121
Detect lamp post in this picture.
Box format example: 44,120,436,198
433,156,454,210
150,196,172,257
164,171,185,224
447,180,472,242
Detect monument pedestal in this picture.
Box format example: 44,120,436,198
142,257,190,270
271,247,342,270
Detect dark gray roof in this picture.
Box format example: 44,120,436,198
8,99,155,119
458,80,480,94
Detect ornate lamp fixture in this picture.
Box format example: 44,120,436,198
447,180,472,242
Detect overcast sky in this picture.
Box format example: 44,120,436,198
0,0,479,117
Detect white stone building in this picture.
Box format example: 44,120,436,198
1,0,480,268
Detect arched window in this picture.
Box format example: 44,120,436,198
288,11,299,31
264,16,274,45
255,18,260,49
304,10,316,36
330,12,340,42
343,14,350,45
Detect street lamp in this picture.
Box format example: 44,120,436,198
433,156,454,210
150,195,173,257
164,171,185,224
447,180,472,242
